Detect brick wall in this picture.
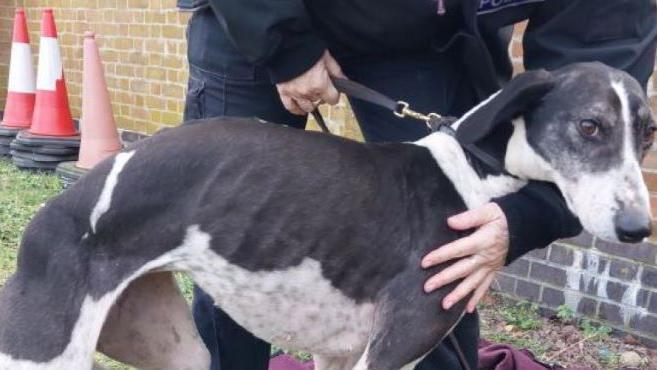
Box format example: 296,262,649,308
1,1,190,133
0,2,362,138
2,2,657,347
497,233,657,347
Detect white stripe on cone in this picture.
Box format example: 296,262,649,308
7,43,35,93
36,36,63,91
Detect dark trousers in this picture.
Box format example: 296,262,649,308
184,10,480,370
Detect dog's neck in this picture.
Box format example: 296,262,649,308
413,128,527,209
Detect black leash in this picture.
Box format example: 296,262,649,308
316,78,508,175
310,78,476,370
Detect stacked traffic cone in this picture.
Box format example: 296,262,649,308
11,9,80,170
0,8,36,156
57,32,123,185
76,32,122,169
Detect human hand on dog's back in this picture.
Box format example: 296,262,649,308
421,202,509,313
276,51,346,115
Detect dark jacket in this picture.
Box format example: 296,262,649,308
178,0,657,93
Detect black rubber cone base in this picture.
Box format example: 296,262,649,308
15,130,81,148
11,150,79,163
12,156,59,171
56,161,88,188
10,141,79,156
0,126,20,137
0,136,14,146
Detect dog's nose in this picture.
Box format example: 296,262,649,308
614,209,652,243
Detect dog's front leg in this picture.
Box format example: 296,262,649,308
351,270,467,370
98,272,210,370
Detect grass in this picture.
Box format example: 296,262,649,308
0,159,62,285
480,298,549,357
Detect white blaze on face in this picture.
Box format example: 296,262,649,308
89,151,135,233
612,80,651,215
36,37,63,91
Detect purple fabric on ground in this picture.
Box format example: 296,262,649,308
269,355,314,370
478,340,595,370
268,342,596,370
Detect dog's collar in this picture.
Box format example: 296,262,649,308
426,114,511,176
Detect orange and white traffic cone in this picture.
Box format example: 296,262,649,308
1,8,36,129
29,9,77,137
76,32,121,169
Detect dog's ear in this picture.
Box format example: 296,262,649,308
455,69,555,144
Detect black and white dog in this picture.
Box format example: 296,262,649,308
0,62,654,370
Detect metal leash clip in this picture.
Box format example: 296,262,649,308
393,101,455,134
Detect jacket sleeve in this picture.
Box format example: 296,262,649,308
207,0,326,83
523,0,657,86
493,183,582,265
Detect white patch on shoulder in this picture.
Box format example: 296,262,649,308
413,132,525,209
89,151,135,233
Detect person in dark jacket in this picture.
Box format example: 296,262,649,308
177,0,657,369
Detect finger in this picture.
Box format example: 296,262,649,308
280,96,305,116
295,98,316,114
324,52,346,79
466,273,495,313
424,255,481,293
320,82,340,105
442,268,488,310
447,203,502,231
421,234,481,268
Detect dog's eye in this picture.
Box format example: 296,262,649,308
643,123,656,142
578,119,600,137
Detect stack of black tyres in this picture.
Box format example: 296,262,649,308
10,130,80,171
55,161,88,189
0,111,19,157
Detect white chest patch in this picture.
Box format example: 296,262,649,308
413,133,525,209
172,226,375,357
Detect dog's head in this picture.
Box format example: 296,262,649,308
456,62,656,243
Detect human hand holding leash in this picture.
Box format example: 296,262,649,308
276,51,345,115
421,202,509,313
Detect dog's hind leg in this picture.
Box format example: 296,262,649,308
97,272,210,370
